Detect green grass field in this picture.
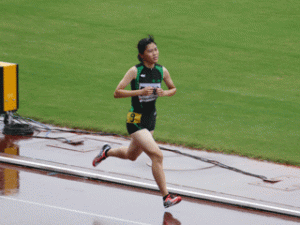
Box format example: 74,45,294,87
1,0,300,166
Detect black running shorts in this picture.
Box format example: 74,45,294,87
126,110,157,135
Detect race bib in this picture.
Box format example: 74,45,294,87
139,83,161,103
127,112,142,124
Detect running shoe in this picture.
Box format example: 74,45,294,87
92,144,111,167
163,194,182,208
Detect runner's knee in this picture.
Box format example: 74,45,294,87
126,147,142,161
150,149,163,163
128,154,139,161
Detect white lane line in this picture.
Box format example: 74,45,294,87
0,196,151,225
2,155,299,218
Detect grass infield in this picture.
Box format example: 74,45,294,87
1,0,299,166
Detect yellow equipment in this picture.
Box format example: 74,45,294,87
0,61,19,114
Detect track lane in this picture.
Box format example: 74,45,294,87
1,163,300,225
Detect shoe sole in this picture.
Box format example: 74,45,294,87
92,153,105,167
164,198,182,208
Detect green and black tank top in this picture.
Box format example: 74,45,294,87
130,63,163,114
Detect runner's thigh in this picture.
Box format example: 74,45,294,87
127,136,143,160
131,129,162,159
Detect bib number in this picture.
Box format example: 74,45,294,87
127,112,142,124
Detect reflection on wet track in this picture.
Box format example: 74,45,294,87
0,135,20,196
1,163,300,225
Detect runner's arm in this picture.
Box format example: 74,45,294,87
156,67,176,97
114,67,154,98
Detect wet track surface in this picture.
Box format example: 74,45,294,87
1,119,300,223
1,163,300,225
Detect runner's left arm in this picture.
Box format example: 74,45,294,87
156,67,176,97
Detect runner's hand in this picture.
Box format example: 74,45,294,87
142,86,155,96
156,88,165,97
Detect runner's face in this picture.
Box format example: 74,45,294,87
140,43,159,64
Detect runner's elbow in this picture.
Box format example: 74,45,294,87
169,87,176,96
173,88,177,95
114,91,119,98
114,90,122,98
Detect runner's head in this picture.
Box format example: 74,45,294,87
137,35,156,62
137,35,159,64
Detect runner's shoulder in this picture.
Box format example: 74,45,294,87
126,66,138,79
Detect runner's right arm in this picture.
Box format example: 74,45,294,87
114,67,154,98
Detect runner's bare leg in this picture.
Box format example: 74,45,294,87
130,129,168,196
106,129,168,196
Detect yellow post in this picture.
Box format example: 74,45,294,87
0,62,19,113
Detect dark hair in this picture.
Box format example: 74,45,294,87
137,35,156,62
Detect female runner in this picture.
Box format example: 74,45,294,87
92,35,181,208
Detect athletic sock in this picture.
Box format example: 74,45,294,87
104,146,111,157
163,194,170,201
